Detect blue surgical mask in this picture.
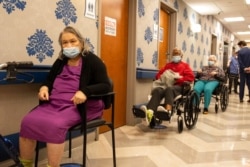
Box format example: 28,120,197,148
63,47,80,58
208,61,214,66
172,55,181,63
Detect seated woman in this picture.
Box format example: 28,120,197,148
193,55,225,114
19,26,111,167
140,48,195,128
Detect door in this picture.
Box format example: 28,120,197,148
100,0,128,131
223,42,229,70
158,7,170,69
211,34,217,55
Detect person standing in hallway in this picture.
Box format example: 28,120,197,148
227,47,239,94
237,41,250,103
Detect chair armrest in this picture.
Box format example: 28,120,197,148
89,92,115,98
183,81,192,86
214,75,226,83
89,92,115,110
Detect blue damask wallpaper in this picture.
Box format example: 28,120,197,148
55,0,77,26
0,0,26,14
136,0,234,71
26,30,54,63
0,0,234,69
0,0,98,65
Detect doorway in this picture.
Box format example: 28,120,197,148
158,6,170,69
159,2,177,69
100,0,129,131
211,34,217,55
223,42,229,70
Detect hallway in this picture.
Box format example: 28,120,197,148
0,92,235,166
37,92,250,167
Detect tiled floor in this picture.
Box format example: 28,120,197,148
57,92,250,167
2,92,250,167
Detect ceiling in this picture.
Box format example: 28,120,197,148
182,0,250,42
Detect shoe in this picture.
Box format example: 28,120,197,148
247,100,250,103
228,91,231,94
234,90,238,94
155,106,171,120
203,108,208,114
133,106,146,118
157,106,172,115
140,105,153,125
157,106,168,112
240,100,243,103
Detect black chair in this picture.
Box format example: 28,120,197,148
35,79,116,167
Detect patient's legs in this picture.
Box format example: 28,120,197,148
164,85,182,110
47,142,65,167
19,137,65,167
19,137,36,167
147,87,165,111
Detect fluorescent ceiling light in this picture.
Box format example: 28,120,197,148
191,24,201,33
245,40,250,42
186,2,221,15
246,0,250,4
248,25,250,29
224,17,244,22
237,31,250,35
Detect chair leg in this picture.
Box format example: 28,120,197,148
111,127,116,167
94,128,99,141
68,131,72,158
34,142,39,167
83,130,87,166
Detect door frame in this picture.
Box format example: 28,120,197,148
160,2,177,62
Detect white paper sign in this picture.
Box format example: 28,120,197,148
85,0,96,19
153,24,158,39
104,17,116,36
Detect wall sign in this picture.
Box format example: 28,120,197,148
104,16,117,36
84,0,96,19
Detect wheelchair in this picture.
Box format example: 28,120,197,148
197,77,229,113
132,82,200,133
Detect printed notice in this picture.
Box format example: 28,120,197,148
153,24,158,40
104,17,116,36
84,0,96,19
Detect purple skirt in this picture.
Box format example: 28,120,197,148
20,62,104,143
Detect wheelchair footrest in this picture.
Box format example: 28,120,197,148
152,124,167,129
132,106,145,118
155,111,171,121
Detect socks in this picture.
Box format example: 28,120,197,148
19,157,33,167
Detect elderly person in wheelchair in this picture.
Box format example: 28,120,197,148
140,48,195,128
194,55,225,114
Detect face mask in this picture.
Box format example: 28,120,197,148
63,47,80,58
208,61,214,66
172,55,181,63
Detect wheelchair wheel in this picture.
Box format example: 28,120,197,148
215,103,219,113
220,85,229,112
177,116,183,133
184,91,199,129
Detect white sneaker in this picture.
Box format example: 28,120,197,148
157,106,172,115
157,106,168,113
140,105,153,125
156,106,171,120
140,105,147,113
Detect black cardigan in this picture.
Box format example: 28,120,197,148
41,51,111,121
